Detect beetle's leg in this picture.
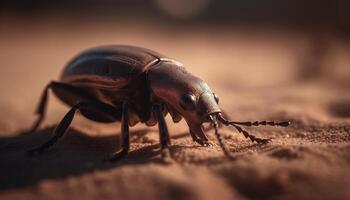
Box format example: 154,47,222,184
153,104,172,160
30,81,94,133
28,101,120,154
189,131,204,145
166,104,182,123
28,103,78,154
109,102,130,161
29,83,51,133
189,126,210,146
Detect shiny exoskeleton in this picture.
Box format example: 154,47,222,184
28,45,290,161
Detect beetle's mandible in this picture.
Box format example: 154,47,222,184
28,45,290,161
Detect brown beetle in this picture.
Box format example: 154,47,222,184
29,45,290,161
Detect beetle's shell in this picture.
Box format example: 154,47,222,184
54,45,165,123
61,45,163,89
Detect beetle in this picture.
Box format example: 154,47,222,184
28,45,290,161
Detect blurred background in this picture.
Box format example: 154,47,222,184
0,0,349,131
1,2,350,199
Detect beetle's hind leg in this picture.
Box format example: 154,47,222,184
153,104,172,161
28,102,77,154
28,101,128,157
29,83,52,133
29,81,90,133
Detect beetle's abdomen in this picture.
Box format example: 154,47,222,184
56,45,162,124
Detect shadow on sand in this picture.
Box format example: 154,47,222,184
0,127,166,191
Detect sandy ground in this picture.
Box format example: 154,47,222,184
0,18,350,200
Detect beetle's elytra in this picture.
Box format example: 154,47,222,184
28,45,290,161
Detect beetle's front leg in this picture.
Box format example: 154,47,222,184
190,130,210,146
189,124,211,146
153,104,172,161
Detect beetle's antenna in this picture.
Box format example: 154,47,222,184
209,115,235,160
217,113,290,127
217,113,274,144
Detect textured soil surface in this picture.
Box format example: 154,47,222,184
0,18,350,200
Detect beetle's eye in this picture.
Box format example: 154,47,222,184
213,93,219,103
179,94,196,110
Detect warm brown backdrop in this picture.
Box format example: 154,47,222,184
1,2,350,199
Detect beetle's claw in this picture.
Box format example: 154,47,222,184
204,141,213,147
108,149,128,162
160,148,174,164
193,138,211,146
256,138,271,144
192,137,204,145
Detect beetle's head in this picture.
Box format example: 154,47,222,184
147,60,221,127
